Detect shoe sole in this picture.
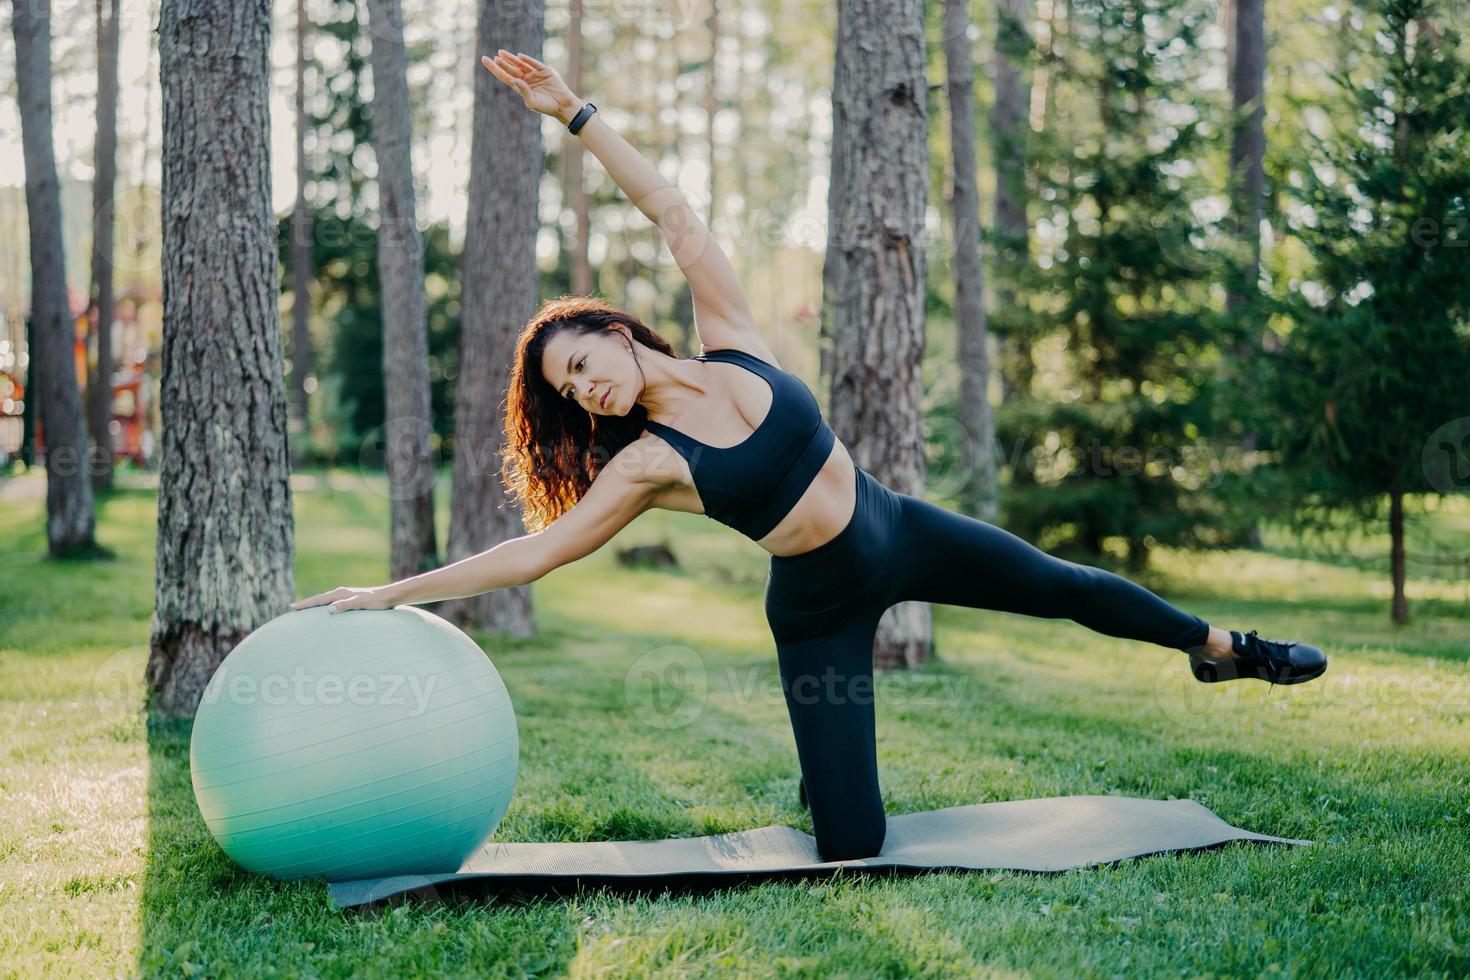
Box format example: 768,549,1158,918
1191,657,1328,686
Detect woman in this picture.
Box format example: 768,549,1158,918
293,50,1326,862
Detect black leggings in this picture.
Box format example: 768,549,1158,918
763,464,1211,862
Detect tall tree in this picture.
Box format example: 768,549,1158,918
988,0,1034,409
86,0,120,493
149,0,294,716
445,0,545,633
706,0,720,217
562,0,592,293
1003,0,1244,570
11,0,100,556
289,0,314,457
1225,0,1267,547
943,0,998,521
364,0,439,581
1272,0,1470,624
825,0,931,668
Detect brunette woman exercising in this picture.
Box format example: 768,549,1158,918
294,51,1326,863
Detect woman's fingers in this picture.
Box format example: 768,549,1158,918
328,590,390,614
482,54,513,83
494,49,526,76
512,51,547,70
483,53,534,100
505,51,541,75
482,54,519,85
290,586,348,610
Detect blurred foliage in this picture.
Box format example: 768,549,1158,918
988,0,1258,570
1262,0,1470,534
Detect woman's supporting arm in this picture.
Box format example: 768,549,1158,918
381,444,659,607
379,535,549,606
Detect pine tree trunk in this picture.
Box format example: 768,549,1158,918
818,0,850,393
1389,486,1408,624
290,0,314,460
564,0,592,294
990,0,1033,409
660,10,694,356
365,0,439,583
149,0,294,717
944,0,998,521
706,0,720,217
1228,0,1266,547
825,0,931,669
445,0,545,635
12,0,98,556
699,0,721,357
86,0,120,493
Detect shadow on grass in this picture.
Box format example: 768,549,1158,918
128,548,1470,972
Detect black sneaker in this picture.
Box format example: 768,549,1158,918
1189,629,1327,686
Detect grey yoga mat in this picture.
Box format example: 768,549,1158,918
326,794,1312,909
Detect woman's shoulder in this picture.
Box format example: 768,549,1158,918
696,330,780,368
623,427,690,479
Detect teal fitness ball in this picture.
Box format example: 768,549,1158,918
189,605,518,881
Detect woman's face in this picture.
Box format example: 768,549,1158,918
541,328,636,417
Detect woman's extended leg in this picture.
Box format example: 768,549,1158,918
887,493,1212,652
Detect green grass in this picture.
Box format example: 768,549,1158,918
2,467,1468,977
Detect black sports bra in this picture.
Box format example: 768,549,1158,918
642,348,836,541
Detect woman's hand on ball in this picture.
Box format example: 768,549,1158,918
290,586,395,614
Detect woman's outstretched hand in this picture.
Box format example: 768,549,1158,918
481,49,579,122
290,586,396,615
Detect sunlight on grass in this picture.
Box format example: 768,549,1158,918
1,468,1467,975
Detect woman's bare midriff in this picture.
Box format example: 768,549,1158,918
649,438,859,558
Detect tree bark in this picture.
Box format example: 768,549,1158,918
563,0,592,294
290,0,314,460
445,0,545,634
1389,486,1408,624
1226,0,1265,311
990,0,1033,409
365,0,440,583
12,0,99,556
818,29,847,394
706,0,720,219
149,0,294,717
1228,0,1266,548
825,0,931,669
86,0,120,493
944,0,998,521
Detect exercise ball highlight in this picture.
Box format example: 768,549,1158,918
189,605,518,881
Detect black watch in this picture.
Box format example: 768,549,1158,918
567,102,597,135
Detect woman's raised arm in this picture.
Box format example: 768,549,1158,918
482,50,758,349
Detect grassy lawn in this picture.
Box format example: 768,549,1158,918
2,466,1468,977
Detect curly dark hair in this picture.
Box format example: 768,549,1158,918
500,294,677,532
